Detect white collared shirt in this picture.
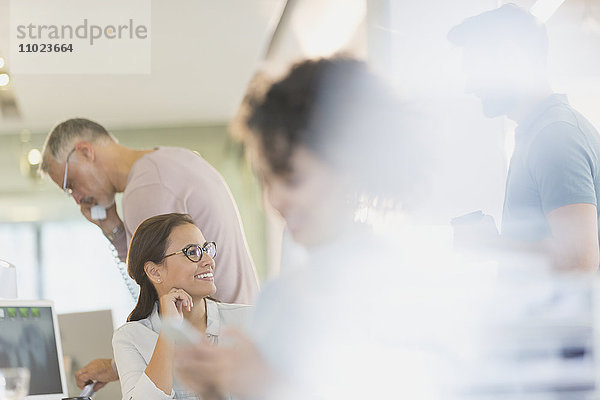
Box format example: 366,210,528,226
113,298,251,400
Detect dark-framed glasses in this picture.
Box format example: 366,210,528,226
62,147,76,197
164,241,217,263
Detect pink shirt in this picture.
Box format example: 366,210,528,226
118,147,259,304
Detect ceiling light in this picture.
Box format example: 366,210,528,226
291,0,366,58
530,0,567,22
0,57,4,69
0,73,10,86
27,149,42,165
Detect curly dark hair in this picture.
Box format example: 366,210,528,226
240,58,364,173
236,56,426,203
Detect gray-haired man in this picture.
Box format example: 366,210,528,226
41,118,259,390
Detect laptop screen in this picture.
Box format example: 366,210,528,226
0,300,67,398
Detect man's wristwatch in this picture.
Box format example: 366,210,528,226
104,223,124,243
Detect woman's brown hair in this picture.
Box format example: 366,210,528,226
127,213,195,322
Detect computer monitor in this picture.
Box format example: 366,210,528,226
0,299,68,400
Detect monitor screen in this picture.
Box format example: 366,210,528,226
0,301,65,397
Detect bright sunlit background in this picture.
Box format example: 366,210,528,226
0,0,599,344
0,1,599,399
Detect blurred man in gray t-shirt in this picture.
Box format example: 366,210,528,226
449,4,600,272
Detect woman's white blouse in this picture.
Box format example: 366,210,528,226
113,298,251,400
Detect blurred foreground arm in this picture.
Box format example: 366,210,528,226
175,328,283,399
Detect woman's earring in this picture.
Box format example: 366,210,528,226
157,279,162,283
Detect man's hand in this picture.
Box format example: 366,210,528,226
80,202,122,234
75,358,119,391
452,214,500,253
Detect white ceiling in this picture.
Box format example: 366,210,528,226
0,0,368,224
0,0,598,224
0,0,286,134
0,0,598,137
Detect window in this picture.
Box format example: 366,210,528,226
0,221,136,327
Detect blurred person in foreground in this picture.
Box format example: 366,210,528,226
113,213,251,400
40,119,259,390
449,4,600,272
173,57,435,399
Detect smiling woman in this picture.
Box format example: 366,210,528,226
112,213,251,400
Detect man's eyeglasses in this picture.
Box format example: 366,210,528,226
62,147,76,197
164,242,217,263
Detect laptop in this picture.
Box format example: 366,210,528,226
59,310,121,400
0,299,68,400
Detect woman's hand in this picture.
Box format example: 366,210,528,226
146,287,193,395
159,288,193,320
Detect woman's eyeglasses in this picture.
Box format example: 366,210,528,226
164,242,217,263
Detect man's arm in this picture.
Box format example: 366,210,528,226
546,203,599,272
506,121,599,272
452,207,599,272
